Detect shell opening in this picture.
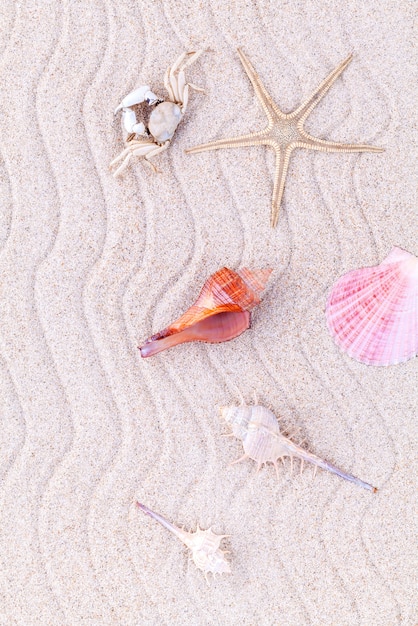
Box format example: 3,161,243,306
140,310,251,358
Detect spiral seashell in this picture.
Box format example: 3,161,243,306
326,247,418,366
220,403,377,492
139,267,272,357
136,503,231,583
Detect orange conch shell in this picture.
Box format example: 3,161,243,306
139,267,272,357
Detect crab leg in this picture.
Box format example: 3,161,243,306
110,144,155,177
110,142,162,177
177,70,187,103
164,67,175,102
166,50,204,105
181,50,204,70
111,154,133,177
181,84,189,114
168,53,187,102
110,142,156,166
143,142,170,171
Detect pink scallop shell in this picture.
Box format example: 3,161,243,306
326,247,418,366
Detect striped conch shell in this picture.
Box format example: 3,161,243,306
220,403,377,492
136,503,231,583
326,247,418,366
139,267,272,357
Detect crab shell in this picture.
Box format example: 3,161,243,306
148,102,183,143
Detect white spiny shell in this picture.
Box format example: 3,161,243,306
183,526,231,577
137,503,231,582
148,101,182,143
326,247,418,366
220,404,377,492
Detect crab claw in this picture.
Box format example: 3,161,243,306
114,85,158,114
121,109,145,135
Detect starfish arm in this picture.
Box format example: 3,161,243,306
295,135,384,154
292,54,353,123
185,130,268,154
271,145,293,228
237,48,286,122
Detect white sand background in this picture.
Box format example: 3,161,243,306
0,1,417,624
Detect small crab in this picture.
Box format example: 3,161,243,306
110,50,204,177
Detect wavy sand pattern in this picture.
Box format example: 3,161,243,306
0,1,417,624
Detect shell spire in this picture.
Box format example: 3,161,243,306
136,503,231,583
220,404,377,492
326,247,418,366
139,267,271,357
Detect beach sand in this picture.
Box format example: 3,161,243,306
0,1,416,624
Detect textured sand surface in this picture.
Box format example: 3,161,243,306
0,1,417,625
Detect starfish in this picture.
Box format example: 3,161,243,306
186,49,383,228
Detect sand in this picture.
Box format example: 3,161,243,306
0,1,416,624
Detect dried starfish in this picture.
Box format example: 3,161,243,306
186,49,383,228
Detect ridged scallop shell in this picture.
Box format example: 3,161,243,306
136,503,231,583
140,267,272,357
326,247,418,366
220,403,377,492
